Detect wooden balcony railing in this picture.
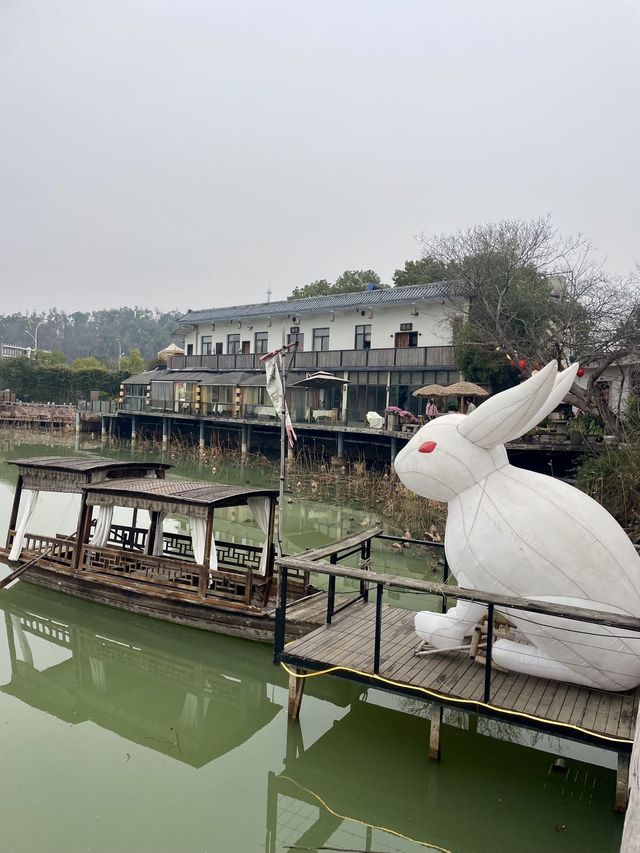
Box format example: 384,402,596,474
168,345,456,373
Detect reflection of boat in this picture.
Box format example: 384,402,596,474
0,456,322,640
1,584,283,767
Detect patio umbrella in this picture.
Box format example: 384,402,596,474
412,383,447,398
444,381,489,397
288,372,351,389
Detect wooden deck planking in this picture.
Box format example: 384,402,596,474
282,600,639,742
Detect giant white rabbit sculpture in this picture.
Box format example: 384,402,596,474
394,361,640,691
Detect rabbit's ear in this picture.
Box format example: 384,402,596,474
458,361,558,448
514,362,580,438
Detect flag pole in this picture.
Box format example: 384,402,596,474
278,325,287,557
259,335,298,558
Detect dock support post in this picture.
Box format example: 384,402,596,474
390,435,398,467
131,415,137,445
287,439,294,461
162,417,169,449
241,423,249,459
337,431,344,458
342,372,349,424
199,419,205,451
75,410,81,436
616,753,630,812
429,705,443,762
288,668,306,719
101,416,107,438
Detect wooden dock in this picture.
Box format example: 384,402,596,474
282,600,640,746
274,556,640,815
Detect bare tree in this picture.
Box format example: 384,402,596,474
419,217,640,435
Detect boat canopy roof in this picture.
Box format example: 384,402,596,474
10,456,172,494
83,478,278,518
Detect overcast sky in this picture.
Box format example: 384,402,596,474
1,0,638,314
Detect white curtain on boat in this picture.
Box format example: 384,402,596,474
152,510,167,556
8,489,39,562
11,615,33,666
248,497,270,576
89,656,106,690
179,692,199,728
89,505,113,547
191,516,218,571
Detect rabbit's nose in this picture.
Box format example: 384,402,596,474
419,441,437,454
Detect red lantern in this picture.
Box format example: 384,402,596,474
518,359,527,370
577,367,585,378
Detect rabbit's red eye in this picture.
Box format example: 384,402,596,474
419,441,437,454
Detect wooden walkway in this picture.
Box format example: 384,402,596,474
282,600,640,746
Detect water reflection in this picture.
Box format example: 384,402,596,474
1,584,284,768
0,582,625,853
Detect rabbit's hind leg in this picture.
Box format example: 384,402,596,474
414,600,486,651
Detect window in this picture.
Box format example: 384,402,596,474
186,343,194,355
255,332,268,354
287,332,304,350
200,336,212,355
227,334,240,354
312,328,330,351
355,324,371,350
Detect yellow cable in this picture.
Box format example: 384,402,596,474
280,662,633,746
279,774,453,853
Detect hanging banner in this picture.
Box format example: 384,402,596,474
262,352,297,448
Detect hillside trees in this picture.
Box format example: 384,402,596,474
0,307,180,364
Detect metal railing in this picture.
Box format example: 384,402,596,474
274,549,640,707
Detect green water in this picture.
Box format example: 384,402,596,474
0,436,625,852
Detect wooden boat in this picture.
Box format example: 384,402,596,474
0,456,322,641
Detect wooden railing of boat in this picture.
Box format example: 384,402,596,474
4,524,384,611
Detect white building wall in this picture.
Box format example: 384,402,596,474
182,300,462,355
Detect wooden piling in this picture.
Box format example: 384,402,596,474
429,705,443,761
617,752,631,813
288,668,306,719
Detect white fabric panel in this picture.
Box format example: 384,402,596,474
9,489,39,561
191,517,206,565
248,497,270,576
152,510,167,556
89,505,114,547
190,515,218,571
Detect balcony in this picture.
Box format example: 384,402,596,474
168,345,456,373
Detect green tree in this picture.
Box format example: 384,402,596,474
393,257,450,287
35,350,66,366
288,279,333,299
288,270,383,300
70,356,106,371
334,269,382,292
119,348,145,375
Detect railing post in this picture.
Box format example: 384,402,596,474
273,564,288,664
327,553,337,624
373,582,383,674
483,602,494,703
441,552,450,613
